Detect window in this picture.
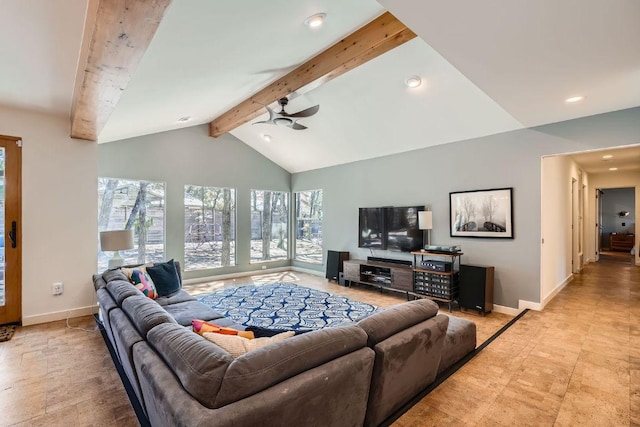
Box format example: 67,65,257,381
98,178,165,272
250,190,288,262
184,185,236,270
294,190,323,263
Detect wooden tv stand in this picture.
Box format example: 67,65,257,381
343,259,413,295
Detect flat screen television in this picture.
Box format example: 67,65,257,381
385,206,424,252
358,206,424,252
358,207,385,249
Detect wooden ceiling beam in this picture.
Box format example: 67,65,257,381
209,12,416,138
70,0,173,141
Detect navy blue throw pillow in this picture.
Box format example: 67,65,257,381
147,259,181,297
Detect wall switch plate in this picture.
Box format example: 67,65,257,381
261,265,267,270
52,282,63,295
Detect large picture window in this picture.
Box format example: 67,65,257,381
184,185,236,270
294,190,323,264
97,178,165,272
250,190,288,262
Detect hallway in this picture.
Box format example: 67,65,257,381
396,255,640,426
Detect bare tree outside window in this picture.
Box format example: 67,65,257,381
250,190,288,262
295,190,323,264
184,185,236,270
97,178,165,272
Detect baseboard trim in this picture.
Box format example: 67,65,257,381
290,266,324,277
23,305,98,326
182,267,292,285
541,274,573,309
518,299,542,311
492,304,521,316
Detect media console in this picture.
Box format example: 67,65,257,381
343,257,413,295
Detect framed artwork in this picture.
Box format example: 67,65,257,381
449,187,513,238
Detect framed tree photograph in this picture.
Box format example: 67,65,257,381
449,187,513,238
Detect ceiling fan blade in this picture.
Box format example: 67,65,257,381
252,120,274,126
287,104,319,118
264,105,278,121
291,122,307,130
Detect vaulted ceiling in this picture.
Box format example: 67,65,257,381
1,0,639,173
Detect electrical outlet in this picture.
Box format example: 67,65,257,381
52,282,63,295
262,265,267,270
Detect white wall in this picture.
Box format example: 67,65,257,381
587,171,640,266
0,107,98,325
540,155,586,306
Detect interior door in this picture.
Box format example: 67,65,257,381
0,135,22,325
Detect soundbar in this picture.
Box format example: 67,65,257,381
367,256,413,267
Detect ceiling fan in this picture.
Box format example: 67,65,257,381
253,97,319,130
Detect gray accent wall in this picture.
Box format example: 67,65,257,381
98,125,291,280
292,107,640,308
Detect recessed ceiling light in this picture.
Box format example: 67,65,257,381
609,167,618,171
405,76,422,89
602,154,613,159
177,116,191,122
304,13,326,28
262,134,272,142
565,96,585,103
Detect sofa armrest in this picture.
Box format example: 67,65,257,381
357,298,439,345
364,313,449,427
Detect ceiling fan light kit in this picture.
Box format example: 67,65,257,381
253,97,319,130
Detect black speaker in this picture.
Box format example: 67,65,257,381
326,251,349,281
459,264,494,315
338,272,346,286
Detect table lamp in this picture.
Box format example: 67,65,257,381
100,229,134,268
418,210,433,247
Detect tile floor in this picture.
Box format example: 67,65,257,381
0,254,636,426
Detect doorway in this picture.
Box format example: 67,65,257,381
598,187,635,264
0,135,22,325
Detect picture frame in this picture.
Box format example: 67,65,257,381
449,187,513,238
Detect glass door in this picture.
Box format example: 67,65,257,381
0,135,22,325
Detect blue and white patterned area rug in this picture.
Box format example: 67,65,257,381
197,282,378,336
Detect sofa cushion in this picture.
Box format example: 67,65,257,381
214,325,368,407
106,279,142,305
147,322,233,409
155,289,196,306
121,294,177,338
203,331,294,358
357,298,439,346
146,259,181,297
121,266,158,299
163,300,226,327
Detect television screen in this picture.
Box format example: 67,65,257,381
385,206,424,252
358,207,385,249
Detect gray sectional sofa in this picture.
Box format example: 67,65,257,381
93,263,476,427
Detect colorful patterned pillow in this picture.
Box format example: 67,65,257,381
202,331,295,358
121,266,157,299
192,319,255,339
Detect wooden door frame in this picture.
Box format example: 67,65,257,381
0,134,22,325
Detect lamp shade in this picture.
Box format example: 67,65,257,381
418,211,433,230
100,229,134,252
